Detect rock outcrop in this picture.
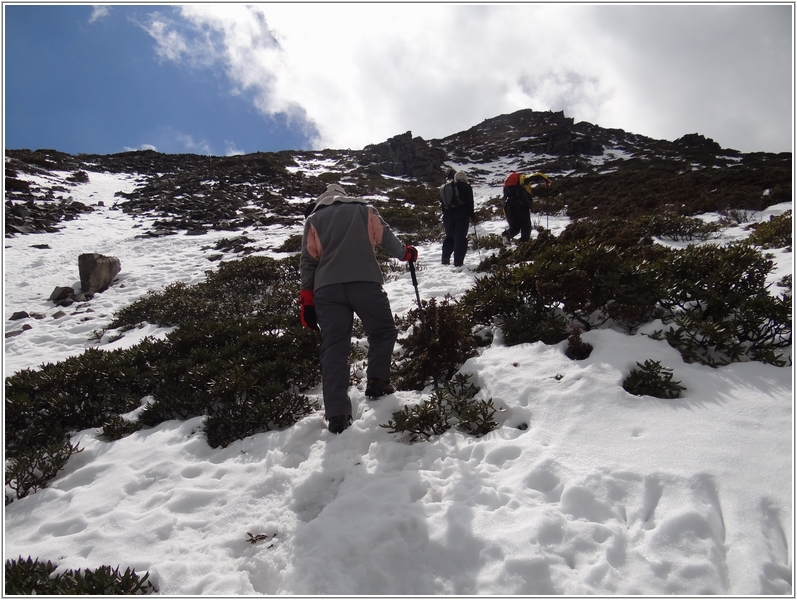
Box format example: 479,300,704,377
360,131,447,183
79,253,121,295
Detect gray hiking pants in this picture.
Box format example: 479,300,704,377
314,281,398,418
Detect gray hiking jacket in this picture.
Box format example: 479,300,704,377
301,185,407,292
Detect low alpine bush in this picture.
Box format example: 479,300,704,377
5,255,322,501
204,390,319,448
655,243,791,366
744,210,792,250
461,214,790,367
565,325,593,360
639,212,722,241
381,373,499,440
5,441,83,505
5,557,156,595
393,295,478,390
623,360,686,399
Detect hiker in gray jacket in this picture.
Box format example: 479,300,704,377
299,183,418,434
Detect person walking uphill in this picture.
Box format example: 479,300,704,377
299,183,418,434
501,171,551,243
439,169,475,266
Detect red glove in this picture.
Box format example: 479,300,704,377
403,245,418,262
298,289,319,331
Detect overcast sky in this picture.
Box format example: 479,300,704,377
4,3,793,156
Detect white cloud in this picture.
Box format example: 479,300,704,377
176,132,211,155
142,4,793,153
142,13,192,64
225,141,245,156
123,143,158,152
88,6,110,24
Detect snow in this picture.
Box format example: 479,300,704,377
3,167,793,595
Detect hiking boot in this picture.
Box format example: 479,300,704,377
441,259,450,265
328,415,352,434
365,378,395,399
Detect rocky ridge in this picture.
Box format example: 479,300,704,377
5,109,792,236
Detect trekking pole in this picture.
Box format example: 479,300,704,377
408,259,438,389
545,179,552,231
472,221,481,260
409,259,424,325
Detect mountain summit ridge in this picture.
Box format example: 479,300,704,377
5,108,791,236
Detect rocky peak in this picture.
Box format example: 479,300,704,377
4,108,792,235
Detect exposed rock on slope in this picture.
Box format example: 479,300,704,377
5,108,791,235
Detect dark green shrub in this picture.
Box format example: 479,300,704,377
718,207,759,226
385,183,439,207
532,241,666,331
640,212,722,241
136,319,320,426
109,255,301,331
654,293,791,367
100,415,144,442
5,343,159,458
459,263,567,346
475,229,557,273
5,557,156,595
745,210,792,249
557,217,653,249
471,232,504,250
204,391,319,448
660,243,773,320
623,360,686,399
5,255,323,498
458,266,528,326
501,293,569,347
5,441,83,505
274,233,303,253
462,218,789,367
393,295,478,390
381,373,499,440
376,202,441,244
565,325,593,360
653,242,791,366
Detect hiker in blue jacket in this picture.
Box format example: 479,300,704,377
299,183,418,434
440,170,475,267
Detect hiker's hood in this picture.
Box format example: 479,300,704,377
312,184,367,213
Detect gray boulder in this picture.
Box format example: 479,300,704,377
79,253,121,295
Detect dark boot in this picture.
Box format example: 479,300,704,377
328,415,352,434
365,378,395,399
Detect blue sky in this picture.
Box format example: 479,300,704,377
3,4,793,156
4,5,314,155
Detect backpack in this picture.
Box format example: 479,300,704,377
503,172,533,209
504,172,521,187
439,181,462,209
